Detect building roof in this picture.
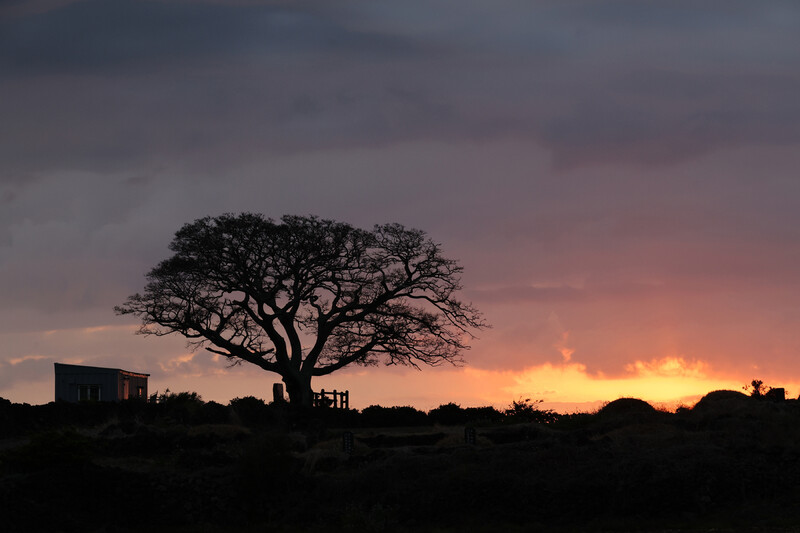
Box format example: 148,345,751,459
54,362,150,378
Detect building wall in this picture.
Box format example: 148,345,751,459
54,363,149,402
118,371,148,400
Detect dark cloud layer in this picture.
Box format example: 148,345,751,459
2,0,800,178
0,0,415,74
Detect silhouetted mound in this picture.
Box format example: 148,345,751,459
592,398,660,432
598,397,656,417
691,390,751,413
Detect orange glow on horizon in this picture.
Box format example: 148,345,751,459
4,324,797,411
307,354,766,413
498,356,744,408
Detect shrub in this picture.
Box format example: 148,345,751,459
153,389,205,424
428,403,467,425
360,405,429,427
504,398,558,424
3,429,93,472
465,406,504,422
229,396,273,427
744,379,767,397
428,403,504,425
202,400,232,424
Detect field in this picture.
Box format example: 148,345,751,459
3,392,800,532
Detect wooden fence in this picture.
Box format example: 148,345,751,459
312,389,349,409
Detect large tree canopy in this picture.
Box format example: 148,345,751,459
116,214,486,406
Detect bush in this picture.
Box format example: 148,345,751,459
153,390,206,424
360,405,429,427
464,406,504,424
504,398,558,424
2,429,93,472
202,400,232,424
427,403,505,425
229,396,274,427
428,403,467,425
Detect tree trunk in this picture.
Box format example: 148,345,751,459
283,374,313,407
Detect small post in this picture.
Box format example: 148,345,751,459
272,383,285,403
343,431,354,454
465,427,476,445
333,389,338,408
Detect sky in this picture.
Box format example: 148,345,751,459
3,0,800,412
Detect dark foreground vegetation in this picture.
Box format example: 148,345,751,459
3,391,800,532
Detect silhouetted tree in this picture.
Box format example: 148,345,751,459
504,397,558,424
116,214,485,406
745,379,766,397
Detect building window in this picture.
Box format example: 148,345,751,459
78,385,101,401
136,386,144,398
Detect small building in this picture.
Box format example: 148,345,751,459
54,362,149,402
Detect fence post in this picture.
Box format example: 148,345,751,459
272,383,285,403
465,427,476,445
311,389,350,409
343,431,354,454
